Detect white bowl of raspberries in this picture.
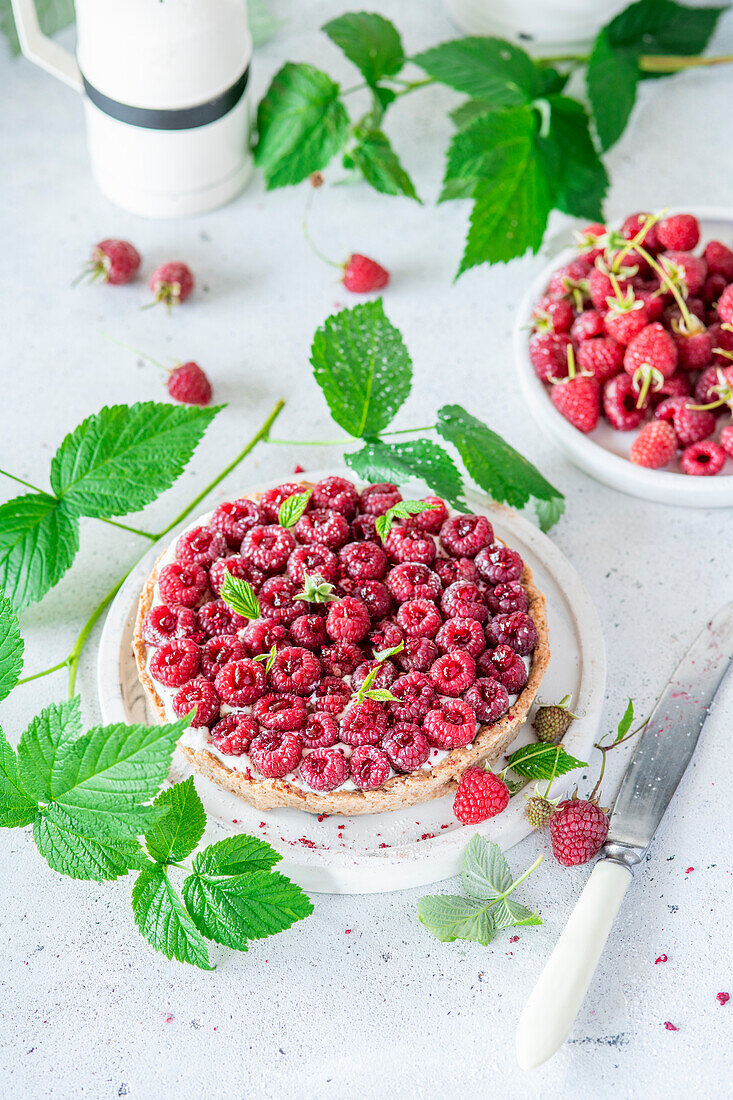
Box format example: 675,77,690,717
515,207,733,506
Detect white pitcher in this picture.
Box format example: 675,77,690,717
10,0,253,218
445,0,628,53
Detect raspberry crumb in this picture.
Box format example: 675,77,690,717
345,929,352,934
317,814,329,822
717,992,730,1006
686,866,694,873
164,1014,174,1024
378,842,390,848
663,1022,679,1031
509,935,519,943
655,954,668,964
293,464,305,473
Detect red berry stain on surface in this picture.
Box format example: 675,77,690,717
297,837,316,849
164,1014,174,1024
717,992,730,1006
663,1021,679,1031
655,954,668,964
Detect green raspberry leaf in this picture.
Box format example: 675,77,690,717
413,36,540,104
538,96,608,222
436,404,564,517
374,499,438,543
492,896,542,930
17,697,84,802
34,804,148,881
132,865,213,970
586,29,641,151
0,726,38,828
311,300,412,438
0,0,75,55
220,573,261,620
0,493,79,611
535,495,566,532
350,128,419,200
506,743,588,780
195,834,282,877
448,98,496,131
278,489,312,529
417,893,496,945
254,63,350,188
345,439,467,512
144,777,206,864
0,592,23,701
461,835,513,900
322,12,404,85
49,402,221,520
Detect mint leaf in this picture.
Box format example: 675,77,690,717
506,743,587,780
220,573,261,620
194,834,282,876
538,96,608,222
345,439,467,511
374,499,437,542
278,489,312,528
350,129,419,200
49,402,220,519
132,865,213,970
183,865,313,950
436,404,563,516
492,896,542,930
413,37,540,104
144,777,206,864
0,493,79,611
17,697,83,802
535,495,566,532
255,63,349,188
461,835,512,900
311,300,412,438
34,804,148,881
417,893,496,945
322,12,404,85
0,592,23,701
0,0,75,55
0,726,37,828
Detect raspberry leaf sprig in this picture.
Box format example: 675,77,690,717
220,573,262,621
277,489,312,528
506,742,588,781
374,499,437,541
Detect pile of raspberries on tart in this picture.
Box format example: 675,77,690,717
529,211,733,475
134,477,548,815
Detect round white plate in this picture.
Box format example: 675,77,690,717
514,205,733,507
97,472,606,894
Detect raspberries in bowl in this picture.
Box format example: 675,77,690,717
133,476,549,815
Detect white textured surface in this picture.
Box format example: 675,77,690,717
1,2,732,1097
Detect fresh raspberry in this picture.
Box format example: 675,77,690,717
571,309,605,342
632,281,665,321
209,555,264,597
175,526,227,567
212,713,258,755
294,508,350,550
240,619,290,656
383,528,437,566
551,373,601,432
340,700,388,746
486,612,538,655
532,296,575,334
604,300,650,346
172,678,220,725
211,499,262,548
575,222,606,262
589,265,630,312
350,514,378,541
252,693,307,732
680,440,726,476
199,599,247,640
387,563,442,603
258,576,305,625
453,767,510,824
695,363,729,406
382,723,430,773
703,272,728,307
429,649,476,696
326,597,370,642
268,646,322,695
436,616,486,658
550,798,609,866
142,604,198,645
486,581,528,615
673,326,713,371
200,635,247,679
621,212,660,251
660,251,707,297
475,545,523,585
704,241,733,281
352,659,398,692
462,677,510,724
214,658,266,705
349,744,391,788
439,514,493,558
547,257,591,299
242,525,295,574
289,613,328,650
390,672,437,722
434,556,479,588
395,637,438,673
405,497,449,534
311,476,359,519
158,561,208,608
720,424,733,458
360,482,402,515
576,336,624,384
311,675,352,714
718,284,733,324
655,397,715,446
623,323,678,398
287,545,338,585
299,747,348,791
528,332,573,382
149,639,200,687
320,642,363,677
477,644,528,694
424,700,476,749
603,373,647,431
167,362,212,406
302,712,340,749
148,261,194,307
396,598,442,639
84,239,141,285
656,214,700,252
650,371,691,407
367,620,404,655
629,421,677,469
441,580,488,623
259,482,305,523
350,580,392,621
342,254,390,293
249,731,302,778
338,541,387,580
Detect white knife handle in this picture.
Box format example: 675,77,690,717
516,859,633,1070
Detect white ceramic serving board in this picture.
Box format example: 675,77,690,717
514,206,733,507
97,473,606,894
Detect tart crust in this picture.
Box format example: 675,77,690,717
133,488,550,815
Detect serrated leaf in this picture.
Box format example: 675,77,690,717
492,896,542,930
586,29,640,152
183,867,313,951
220,573,261,620
195,834,282,876
374,499,437,542
437,404,563,513
449,98,497,130
278,489,312,528
417,893,495,945
0,592,23,701
461,835,513,900
345,439,467,512
507,743,587,780
361,688,400,703
311,300,412,438
538,96,608,222
254,63,350,188
413,36,540,104
49,402,220,519
132,865,213,970
0,0,75,55
34,804,147,881
616,698,635,742
535,495,565,532
17,697,84,802
0,493,79,611
0,726,37,828
323,12,404,85
145,777,206,864
350,128,419,200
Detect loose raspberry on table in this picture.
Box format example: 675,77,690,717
240,619,290,656
360,482,402,515
211,498,262,548
86,238,141,285
436,616,486,658
551,373,601,433
326,597,370,642
349,514,378,542
395,637,438,673
249,731,302,778
439,514,493,558
349,745,391,789
550,798,609,866
629,420,678,469
311,675,352,714
433,556,479,588
286,545,338,585
289,613,328,650
212,713,258,755
383,528,436,565
149,639,201,687
167,362,213,407
320,642,364,677
387,562,442,603
340,700,388,746
311,476,359,519
477,644,528,694
299,747,348,791
302,712,340,749
396,598,443,639
342,254,390,293
654,397,715,446
294,508,350,549
259,482,305,523
486,612,538,655
200,635,247,679
158,561,208,608
576,336,624,384
214,658,266,706
148,261,194,307
390,672,437,722
209,555,264,596
258,576,306,625
242,525,296,574
486,582,528,615
197,598,246,638
405,496,449,534
475,545,523,585
142,604,198,646
529,332,573,383
352,659,398,692
175,525,228,567
350,580,392,621
453,768,510,824
462,678,510,724
172,678,220,725
424,700,476,749
382,723,430,773
338,541,388,581
441,580,488,623
367,621,404,655
603,373,648,431
252,693,307,731
680,440,726,476
268,646,322,696
429,649,476,696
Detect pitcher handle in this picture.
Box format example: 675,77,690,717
10,0,82,91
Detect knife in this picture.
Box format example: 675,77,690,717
516,600,733,1070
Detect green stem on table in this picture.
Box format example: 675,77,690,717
302,187,342,270
17,658,71,685
266,437,348,447
67,574,128,697
0,469,46,494
102,333,171,372
98,517,158,540
639,53,733,72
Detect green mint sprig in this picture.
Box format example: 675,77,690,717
220,573,261,621
278,489,312,528
375,500,437,542
418,836,542,945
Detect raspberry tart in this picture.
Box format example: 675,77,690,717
133,478,549,815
